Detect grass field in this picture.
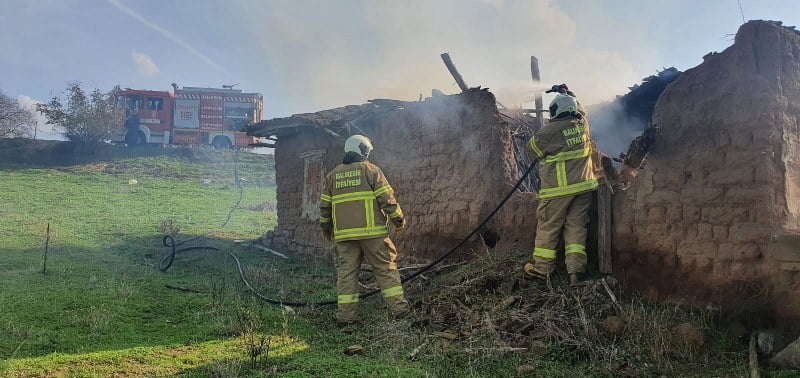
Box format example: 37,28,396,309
0,145,449,377
0,142,795,377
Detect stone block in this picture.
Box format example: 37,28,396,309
682,187,725,203
726,187,767,203
683,206,701,223
648,206,666,223
754,164,780,184
718,243,761,262
678,240,717,256
701,206,748,224
730,130,754,148
750,207,777,224
707,167,754,186
697,223,713,240
684,224,699,239
665,206,682,223
634,207,649,224
646,223,669,237
645,190,679,205
729,223,772,242
712,225,729,241
752,127,776,143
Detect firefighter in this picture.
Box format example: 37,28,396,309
525,90,598,284
320,135,409,324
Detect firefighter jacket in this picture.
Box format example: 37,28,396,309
320,161,404,242
528,115,598,199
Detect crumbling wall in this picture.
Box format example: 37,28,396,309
613,21,800,320
266,90,533,259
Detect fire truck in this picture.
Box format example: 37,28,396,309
114,85,263,148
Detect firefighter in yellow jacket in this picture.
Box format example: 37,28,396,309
525,91,598,284
320,135,409,323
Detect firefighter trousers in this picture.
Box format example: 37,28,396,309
334,236,409,322
532,191,592,275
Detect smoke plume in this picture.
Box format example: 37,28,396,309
587,68,682,156
233,0,642,115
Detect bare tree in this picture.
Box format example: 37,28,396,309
36,82,123,143
0,90,36,138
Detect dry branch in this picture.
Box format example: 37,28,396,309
601,277,623,313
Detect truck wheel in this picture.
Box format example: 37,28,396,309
212,136,232,149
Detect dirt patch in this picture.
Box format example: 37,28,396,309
245,201,277,212
57,162,109,173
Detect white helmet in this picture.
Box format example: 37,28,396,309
549,93,579,118
344,135,373,158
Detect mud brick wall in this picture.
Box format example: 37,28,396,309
266,90,534,260
612,21,800,320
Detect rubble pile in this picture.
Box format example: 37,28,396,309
402,250,740,376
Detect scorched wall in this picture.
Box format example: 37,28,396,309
613,21,800,320
265,90,535,260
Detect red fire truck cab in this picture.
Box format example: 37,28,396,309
113,85,263,148
115,89,174,145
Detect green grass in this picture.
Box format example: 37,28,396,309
0,142,795,377
0,146,431,377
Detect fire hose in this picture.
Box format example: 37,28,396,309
158,155,536,307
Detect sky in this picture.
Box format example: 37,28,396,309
1,0,799,140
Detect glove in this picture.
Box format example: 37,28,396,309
321,230,332,241
394,218,406,233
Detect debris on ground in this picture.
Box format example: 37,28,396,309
344,345,364,356
515,364,536,376
601,315,625,336
674,322,705,348
771,336,800,368
401,249,739,375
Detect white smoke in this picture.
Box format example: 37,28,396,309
16,95,64,140
131,50,160,77
587,101,645,157
233,0,641,115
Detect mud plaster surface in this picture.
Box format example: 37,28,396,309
612,21,800,320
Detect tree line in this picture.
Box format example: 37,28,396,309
0,82,123,143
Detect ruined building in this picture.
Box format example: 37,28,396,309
613,20,800,320
249,90,540,260
250,20,800,320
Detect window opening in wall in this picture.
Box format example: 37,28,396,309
299,149,327,220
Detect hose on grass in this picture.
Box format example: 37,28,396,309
159,154,537,307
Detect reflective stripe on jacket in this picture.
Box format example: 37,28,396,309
320,161,404,242
528,116,598,199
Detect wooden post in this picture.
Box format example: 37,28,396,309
749,332,762,378
440,53,469,92
531,56,545,130
42,223,50,275
597,186,613,274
